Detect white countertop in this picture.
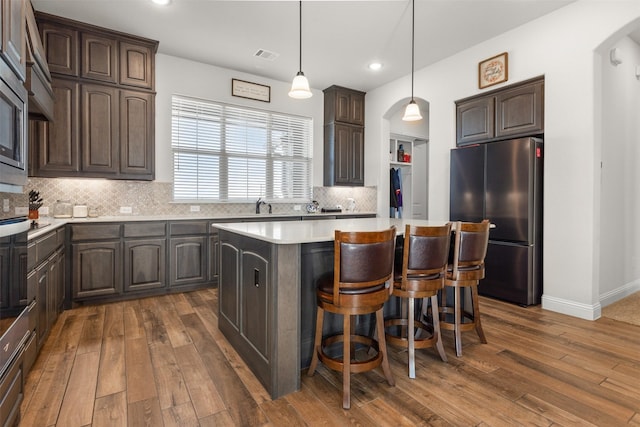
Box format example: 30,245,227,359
212,218,453,244
26,212,377,240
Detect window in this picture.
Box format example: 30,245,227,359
172,95,313,202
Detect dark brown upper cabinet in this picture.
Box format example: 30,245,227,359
323,85,366,186
456,76,544,146
81,32,117,83
1,0,27,81
324,85,365,126
119,41,153,89
30,12,158,180
39,21,78,76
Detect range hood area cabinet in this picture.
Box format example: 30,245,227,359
28,12,158,180
323,85,365,186
456,76,544,146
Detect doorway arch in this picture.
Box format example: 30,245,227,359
379,97,430,218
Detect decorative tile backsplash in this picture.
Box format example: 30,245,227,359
11,178,377,217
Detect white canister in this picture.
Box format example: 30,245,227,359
73,205,88,218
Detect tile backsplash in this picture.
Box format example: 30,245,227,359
12,178,377,217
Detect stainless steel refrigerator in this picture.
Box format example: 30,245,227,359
449,137,543,305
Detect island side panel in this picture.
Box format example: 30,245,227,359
272,243,301,397
217,229,301,399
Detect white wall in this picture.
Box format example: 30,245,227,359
365,0,640,319
599,36,640,305
154,54,324,185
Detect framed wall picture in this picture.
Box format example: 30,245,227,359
478,52,508,89
232,79,271,102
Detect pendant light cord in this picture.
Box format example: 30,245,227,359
410,0,415,100
299,0,303,72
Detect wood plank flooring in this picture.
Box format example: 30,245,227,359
20,288,640,426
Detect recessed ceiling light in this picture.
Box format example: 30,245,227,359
151,0,171,5
368,62,383,71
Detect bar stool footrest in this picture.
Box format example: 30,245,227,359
318,334,383,374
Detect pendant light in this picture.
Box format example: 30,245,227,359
402,0,422,121
289,1,313,99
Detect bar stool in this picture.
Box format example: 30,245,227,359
440,220,490,357
385,223,452,378
307,227,396,409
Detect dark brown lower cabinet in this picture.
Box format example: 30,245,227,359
72,241,122,299
169,236,208,288
124,238,166,292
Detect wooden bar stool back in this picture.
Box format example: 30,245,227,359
307,226,396,409
440,220,490,357
385,223,452,378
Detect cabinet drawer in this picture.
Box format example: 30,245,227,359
170,221,208,236
124,221,166,238
36,231,58,264
70,223,121,241
56,227,65,246
0,348,23,427
27,241,36,271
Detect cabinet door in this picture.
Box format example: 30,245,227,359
39,21,78,76
119,41,153,89
36,262,49,347
1,0,26,80
54,249,65,314
124,239,166,292
495,80,544,138
35,78,79,173
241,251,269,359
349,92,364,126
81,32,117,83
219,240,239,328
46,254,58,329
334,124,363,186
456,97,495,146
169,236,207,287
81,83,118,174
119,90,154,178
0,245,9,310
72,241,122,299
209,233,219,283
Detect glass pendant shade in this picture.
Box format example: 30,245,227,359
289,71,312,99
402,100,422,121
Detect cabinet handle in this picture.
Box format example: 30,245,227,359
254,268,260,288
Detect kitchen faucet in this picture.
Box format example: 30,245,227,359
256,198,272,214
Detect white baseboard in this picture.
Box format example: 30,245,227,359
541,280,640,321
541,295,601,320
599,280,640,308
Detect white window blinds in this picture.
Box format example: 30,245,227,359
172,95,313,202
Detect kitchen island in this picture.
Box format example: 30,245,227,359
213,217,451,399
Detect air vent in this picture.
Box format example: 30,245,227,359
254,49,279,61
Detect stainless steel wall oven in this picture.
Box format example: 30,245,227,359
0,58,28,187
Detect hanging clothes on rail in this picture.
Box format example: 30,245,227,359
390,167,403,218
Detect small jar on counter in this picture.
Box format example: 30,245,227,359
53,200,73,218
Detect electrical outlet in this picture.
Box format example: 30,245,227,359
190,205,200,212
120,206,133,214
293,205,301,211
15,207,28,215
2,199,9,212
40,206,49,215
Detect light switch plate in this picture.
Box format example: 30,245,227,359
120,206,133,214
190,205,200,212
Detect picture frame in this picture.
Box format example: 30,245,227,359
232,78,271,102
478,52,508,89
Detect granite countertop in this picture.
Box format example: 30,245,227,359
212,218,452,244
26,211,377,240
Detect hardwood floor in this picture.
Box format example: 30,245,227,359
20,288,640,426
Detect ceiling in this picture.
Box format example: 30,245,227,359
31,0,576,93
